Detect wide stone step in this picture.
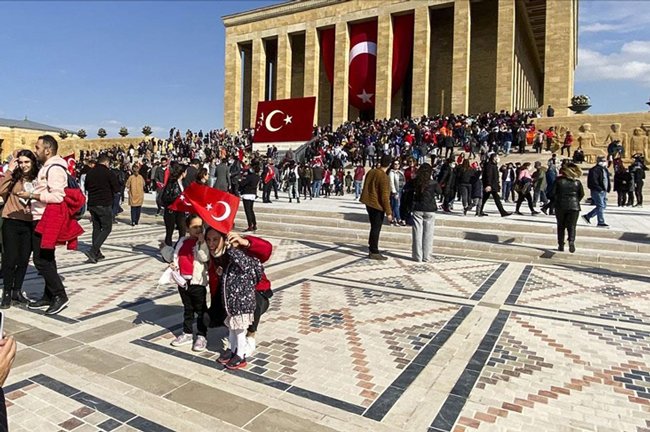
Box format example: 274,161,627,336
235,215,649,264
251,225,650,275
244,205,645,241
235,211,650,252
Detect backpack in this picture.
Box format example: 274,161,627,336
45,164,84,220
161,182,181,208
288,170,297,182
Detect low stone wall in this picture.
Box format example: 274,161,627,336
58,137,158,158
534,112,650,162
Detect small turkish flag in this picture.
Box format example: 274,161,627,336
173,183,240,234
253,96,316,143
63,153,76,175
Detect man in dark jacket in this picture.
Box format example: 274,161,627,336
154,157,168,215
84,154,119,263
583,156,611,227
183,158,200,188
478,154,512,217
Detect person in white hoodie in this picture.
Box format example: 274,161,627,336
169,214,210,352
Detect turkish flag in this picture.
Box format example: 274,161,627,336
348,19,377,110
63,153,76,175
253,97,316,143
172,183,240,234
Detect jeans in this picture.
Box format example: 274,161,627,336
533,188,548,207
31,222,66,300
287,181,299,201
262,181,272,202
354,180,363,199
561,146,571,157
502,181,512,201
178,284,208,337
503,141,512,154
130,206,142,225
89,205,113,257
112,193,122,217
366,206,385,254
390,193,401,222
300,178,312,199
164,209,186,246
411,211,435,262
585,190,607,225
243,199,256,228
2,218,32,293
458,184,471,209
312,179,322,198
555,209,579,245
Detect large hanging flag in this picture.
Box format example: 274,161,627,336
253,96,316,143
348,19,378,110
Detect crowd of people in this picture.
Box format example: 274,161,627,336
0,110,645,387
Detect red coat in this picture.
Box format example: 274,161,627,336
35,187,86,250
208,235,272,296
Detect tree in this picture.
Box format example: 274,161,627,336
119,127,129,138
58,130,68,140
142,125,152,137
98,128,107,138
77,129,87,139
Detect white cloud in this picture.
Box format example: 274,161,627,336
576,40,650,86
580,1,650,34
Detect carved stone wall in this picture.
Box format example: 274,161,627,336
534,112,650,161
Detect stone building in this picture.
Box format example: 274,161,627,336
222,0,578,131
0,117,71,161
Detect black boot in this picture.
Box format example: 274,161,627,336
569,242,575,253
558,244,564,252
12,290,31,306
0,290,11,309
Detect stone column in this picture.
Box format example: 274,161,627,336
451,0,471,114
304,27,320,121
494,0,515,112
375,14,393,120
411,5,430,117
332,21,349,126
223,42,242,131
276,32,292,100
250,38,266,127
544,0,575,116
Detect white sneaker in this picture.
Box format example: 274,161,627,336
171,333,193,347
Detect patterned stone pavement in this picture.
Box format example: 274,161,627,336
2,219,649,431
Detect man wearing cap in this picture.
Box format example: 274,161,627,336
360,154,393,260
583,156,611,227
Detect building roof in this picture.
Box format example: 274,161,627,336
222,0,344,27
0,117,68,133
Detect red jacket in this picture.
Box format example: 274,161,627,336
208,235,272,296
35,187,86,250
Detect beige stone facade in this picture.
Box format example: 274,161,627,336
222,0,577,131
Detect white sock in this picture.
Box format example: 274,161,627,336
228,330,237,352
235,329,247,357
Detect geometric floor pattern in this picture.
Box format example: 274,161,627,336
3,216,650,431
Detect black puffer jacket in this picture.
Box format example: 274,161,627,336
552,177,585,211
404,179,443,212
482,162,500,191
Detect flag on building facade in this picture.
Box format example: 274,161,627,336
253,96,316,143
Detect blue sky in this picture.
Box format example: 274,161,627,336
0,0,648,137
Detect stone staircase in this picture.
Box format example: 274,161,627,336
235,206,650,275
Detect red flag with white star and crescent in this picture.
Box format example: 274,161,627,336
170,183,240,234
253,96,316,143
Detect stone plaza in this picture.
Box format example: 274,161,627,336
3,192,649,432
